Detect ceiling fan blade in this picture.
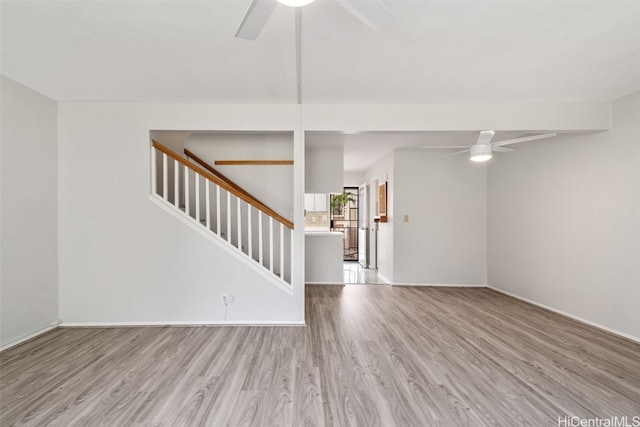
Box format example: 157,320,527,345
491,132,558,147
235,0,278,40
476,130,495,145
335,0,395,30
492,146,515,152
451,148,471,156
420,146,470,149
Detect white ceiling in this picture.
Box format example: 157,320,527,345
2,1,637,172
2,0,640,104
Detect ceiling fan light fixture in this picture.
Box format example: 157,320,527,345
276,0,315,7
470,143,492,162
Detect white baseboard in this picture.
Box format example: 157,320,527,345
393,283,486,287
0,320,62,352
306,282,345,285
61,320,306,327
488,286,640,344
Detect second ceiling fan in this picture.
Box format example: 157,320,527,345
235,0,395,40
424,131,559,162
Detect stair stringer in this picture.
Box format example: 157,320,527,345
149,194,294,296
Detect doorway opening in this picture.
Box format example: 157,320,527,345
343,261,389,284
330,187,359,261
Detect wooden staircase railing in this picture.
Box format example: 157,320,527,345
151,140,293,285
183,148,283,224
153,141,292,228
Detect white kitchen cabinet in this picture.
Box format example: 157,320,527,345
305,193,328,212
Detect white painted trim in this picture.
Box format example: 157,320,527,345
306,282,345,285
488,286,640,344
61,321,306,327
0,320,62,352
294,107,306,323
149,194,293,296
301,102,612,132
392,283,486,287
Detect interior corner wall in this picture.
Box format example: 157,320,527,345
0,76,59,348
393,149,487,285
487,90,640,341
58,103,302,324
364,152,394,282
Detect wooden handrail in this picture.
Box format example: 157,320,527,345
184,148,293,230
215,160,293,165
184,149,257,203
152,141,293,229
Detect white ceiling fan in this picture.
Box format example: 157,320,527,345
235,0,395,40
423,131,558,162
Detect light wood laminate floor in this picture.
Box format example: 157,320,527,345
1,286,639,426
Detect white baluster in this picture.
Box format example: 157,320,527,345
151,146,157,195
184,165,190,217
174,160,179,208
226,192,231,243
216,185,221,234
237,198,242,251
258,211,263,266
247,205,252,261
205,180,211,229
195,175,200,224
162,153,168,201
290,228,294,285
280,222,284,278
269,217,274,273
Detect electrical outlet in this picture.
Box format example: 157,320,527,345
411,265,417,273
222,294,235,304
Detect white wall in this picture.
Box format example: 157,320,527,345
58,103,303,324
394,149,487,285
488,90,640,341
364,152,394,281
344,170,364,187
305,147,343,193
150,130,191,154
0,76,59,348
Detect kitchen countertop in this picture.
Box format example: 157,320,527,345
305,231,344,237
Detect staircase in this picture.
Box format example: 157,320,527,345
150,141,293,293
